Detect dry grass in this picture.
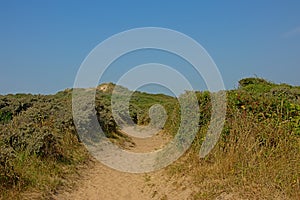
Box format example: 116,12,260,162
1,79,299,199
167,110,299,199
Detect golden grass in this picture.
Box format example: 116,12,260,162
167,111,299,199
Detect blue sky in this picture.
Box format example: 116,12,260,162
0,0,300,94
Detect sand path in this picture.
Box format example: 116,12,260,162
54,128,195,200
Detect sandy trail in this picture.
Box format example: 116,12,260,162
55,129,195,200
55,162,150,200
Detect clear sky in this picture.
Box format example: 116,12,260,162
1,0,300,94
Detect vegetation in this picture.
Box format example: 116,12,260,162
168,77,300,199
0,92,89,199
0,78,299,199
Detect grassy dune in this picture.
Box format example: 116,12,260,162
0,78,299,199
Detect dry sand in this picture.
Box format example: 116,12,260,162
54,129,197,200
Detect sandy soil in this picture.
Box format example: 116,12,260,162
54,129,198,200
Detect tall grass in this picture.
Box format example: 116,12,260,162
166,78,300,199
0,78,299,199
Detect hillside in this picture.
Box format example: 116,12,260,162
0,78,299,199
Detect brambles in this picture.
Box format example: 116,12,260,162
0,91,92,197
170,77,300,199
288,103,300,135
